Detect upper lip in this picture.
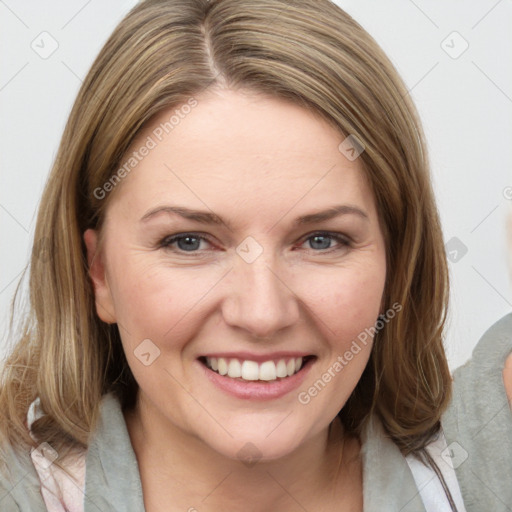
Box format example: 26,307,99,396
199,351,315,363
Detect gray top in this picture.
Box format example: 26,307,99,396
442,312,512,511
13,312,512,512
0,439,48,511
0,394,430,511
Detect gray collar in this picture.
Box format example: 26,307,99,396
84,393,145,512
84,393,427,511
361,412,427,511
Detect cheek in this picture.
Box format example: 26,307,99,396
295,265,385,413
105,261,213,388
302,260,386,345
106,255,221,342
337,271,384,335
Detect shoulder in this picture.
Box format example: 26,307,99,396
0,469,21,512
442,313,512,510
1,392,129,512
462,312,512,369
0,490,21,512
0,442,48,511
448,312,512,410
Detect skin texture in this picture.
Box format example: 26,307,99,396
84,88,387,511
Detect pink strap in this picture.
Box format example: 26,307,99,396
27,399,86,512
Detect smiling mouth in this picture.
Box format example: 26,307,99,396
198,355,316,382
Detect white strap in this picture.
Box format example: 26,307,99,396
406,429,467,512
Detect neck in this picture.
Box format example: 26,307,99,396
123,392,355,512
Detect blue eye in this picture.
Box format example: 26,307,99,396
303,232,350,252
159,232,350,255
161,234,211,252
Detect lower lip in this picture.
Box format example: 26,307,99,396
197,357,316,401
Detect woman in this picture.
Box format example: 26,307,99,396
0,0,465,510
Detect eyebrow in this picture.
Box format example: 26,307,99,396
140,204,369,229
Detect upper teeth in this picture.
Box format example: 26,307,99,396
205,357,304,381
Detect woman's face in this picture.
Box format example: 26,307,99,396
84,88,387,461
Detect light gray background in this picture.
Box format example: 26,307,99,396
1,0,511,370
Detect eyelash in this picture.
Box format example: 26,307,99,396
158,231,351,255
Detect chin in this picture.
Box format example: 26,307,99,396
199,421,311,464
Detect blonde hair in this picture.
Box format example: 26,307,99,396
0,0,450,477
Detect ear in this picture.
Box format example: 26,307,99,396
83,228,117,324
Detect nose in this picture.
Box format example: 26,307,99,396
221,246,300,340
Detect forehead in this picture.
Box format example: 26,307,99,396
106,88,376,224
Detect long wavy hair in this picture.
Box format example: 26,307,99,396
0,0,450,478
